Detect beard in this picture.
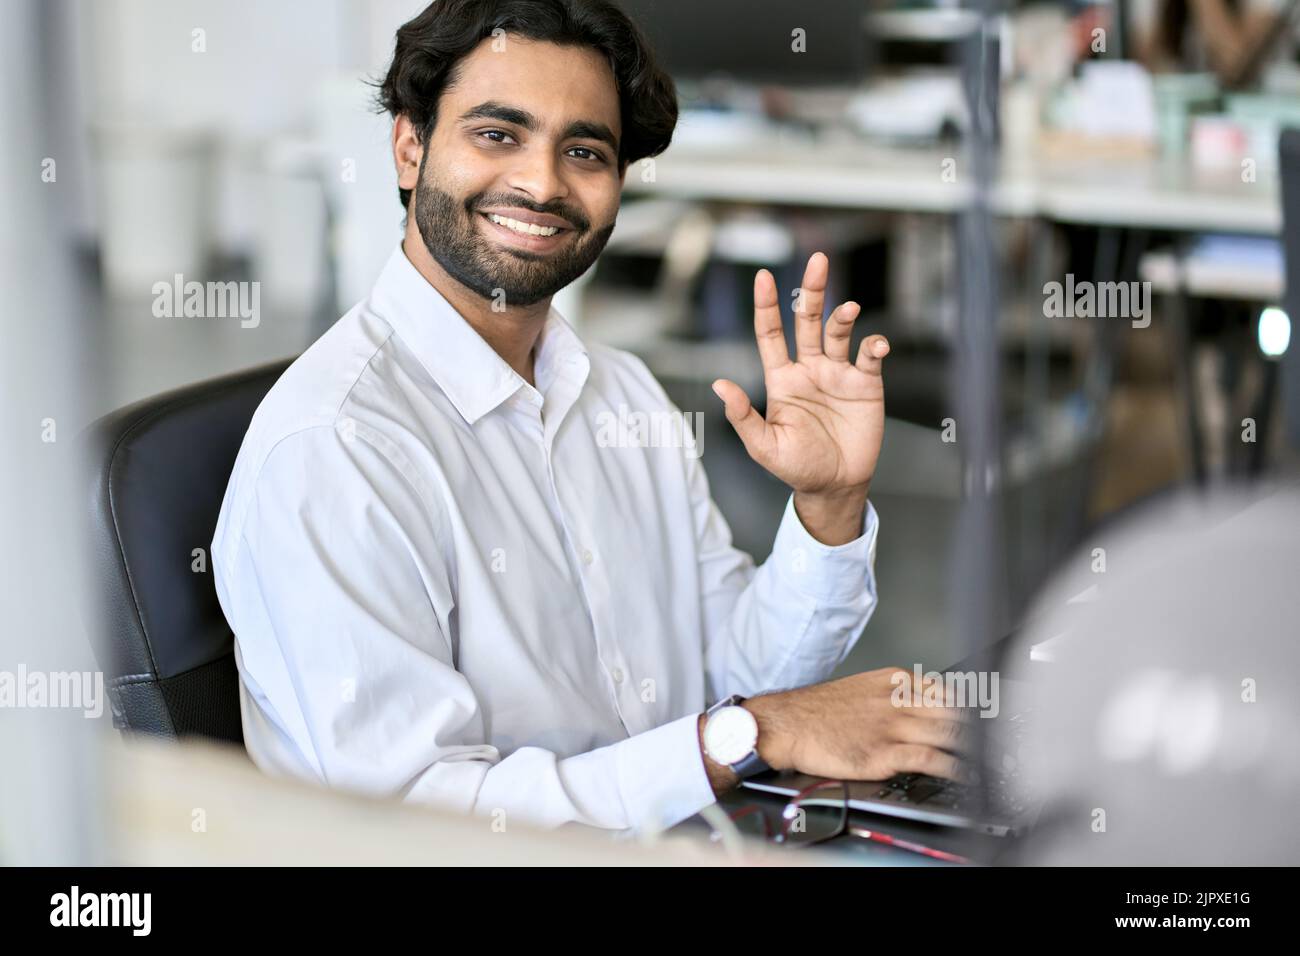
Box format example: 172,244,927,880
412,157,616,308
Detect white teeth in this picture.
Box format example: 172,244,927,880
488,213,559,237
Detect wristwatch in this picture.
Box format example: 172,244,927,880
702,694,771,779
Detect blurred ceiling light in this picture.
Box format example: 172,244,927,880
1258,306,1290,358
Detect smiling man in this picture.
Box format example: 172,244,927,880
212,0,969,836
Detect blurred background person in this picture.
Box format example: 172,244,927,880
1132,0,1300,86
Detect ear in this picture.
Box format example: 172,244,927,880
392,114,423,196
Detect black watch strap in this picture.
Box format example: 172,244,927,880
731,747,772,779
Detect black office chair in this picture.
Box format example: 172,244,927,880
83,358,294,743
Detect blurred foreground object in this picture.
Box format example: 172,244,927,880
107,734,800,866
1012,483,1300,864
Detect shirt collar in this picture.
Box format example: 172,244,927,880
369,242,589,426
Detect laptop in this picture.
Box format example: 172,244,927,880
740,677,1041,838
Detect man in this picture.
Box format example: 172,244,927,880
212,0,968,835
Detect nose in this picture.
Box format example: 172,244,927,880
503,144,569,209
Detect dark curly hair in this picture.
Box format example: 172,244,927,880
375,0,678,209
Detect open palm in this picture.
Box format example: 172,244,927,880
713,252,888,495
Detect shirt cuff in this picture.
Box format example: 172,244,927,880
615,712,717,833
769,493,880,604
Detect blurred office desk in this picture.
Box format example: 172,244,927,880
1030,155,1280,235
627,140,999,214
626,135,1281,517
1140,240,1285,301
104,734,797,866
625,138,1281,234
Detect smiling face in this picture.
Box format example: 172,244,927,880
403,36,625,308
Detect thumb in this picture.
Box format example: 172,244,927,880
712,379,769,461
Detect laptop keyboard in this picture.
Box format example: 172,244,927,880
869,709,1033,820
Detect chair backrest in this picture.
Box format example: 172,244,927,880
83,358,294,742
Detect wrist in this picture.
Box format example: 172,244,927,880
740,693,799,771
697,712,740,796
793,485,869,546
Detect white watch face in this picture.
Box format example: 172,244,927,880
704,706,758,765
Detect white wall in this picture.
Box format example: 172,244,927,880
68,0,427,278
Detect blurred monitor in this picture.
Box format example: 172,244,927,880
864,6,985,73
620,0,869,85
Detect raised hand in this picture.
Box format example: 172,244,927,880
712,252,888,540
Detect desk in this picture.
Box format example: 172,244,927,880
105,734,801,866
625,139,1281,235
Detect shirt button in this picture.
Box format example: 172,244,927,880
611,667,625,684
581,548,594,565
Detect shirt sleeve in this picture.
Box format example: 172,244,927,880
685,448,880,704
214,423,717,835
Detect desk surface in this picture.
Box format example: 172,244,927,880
625,139,1281,234
706,785,1012,866
106,735,803,866
114,733,992,866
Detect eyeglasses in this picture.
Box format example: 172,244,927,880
712,780,973,864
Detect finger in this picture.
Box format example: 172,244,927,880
908,699,969,720
793,252,828,359
712,378,774,464
752,269,790,372
896,714,978,755
855,333,891,374
887,743,968,783
907,675,965,710
891,668,960,708
823,300,861,362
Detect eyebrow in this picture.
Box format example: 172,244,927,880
458,100,619,153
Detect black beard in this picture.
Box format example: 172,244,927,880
412,164,615,309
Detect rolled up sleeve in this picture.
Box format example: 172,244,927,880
690,452,881,703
